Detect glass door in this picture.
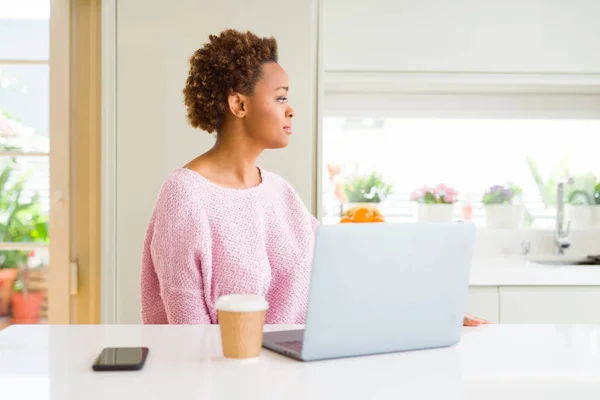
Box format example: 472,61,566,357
0,0,70,328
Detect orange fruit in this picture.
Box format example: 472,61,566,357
340,216,354,223
371,215,385,223
352,207,373,223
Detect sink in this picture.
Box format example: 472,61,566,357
525,255,600,266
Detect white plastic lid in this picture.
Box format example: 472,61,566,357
215,294,269,312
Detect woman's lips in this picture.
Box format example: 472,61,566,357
283,126,292,134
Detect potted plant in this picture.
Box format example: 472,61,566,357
481,183,523,229
11,251,44,324
525,152,572,228
565,174,600,229
410,184,458,222
0,157,48,316
0,267,18,316
343,171,393,212
0,84,49,317
10,284,43,324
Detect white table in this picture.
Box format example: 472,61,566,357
1,324,600,399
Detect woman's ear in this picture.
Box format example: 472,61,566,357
227,92,247,118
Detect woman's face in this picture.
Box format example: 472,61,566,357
241,62,295,149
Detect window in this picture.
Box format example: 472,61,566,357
0,0,50,325
320,91,600,229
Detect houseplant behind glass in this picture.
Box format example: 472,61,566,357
410,184,458,222
11,251,44,324
481,183,523,229
0,76,50,318
0,158,48,316
343,171,393,212
565,174,600,229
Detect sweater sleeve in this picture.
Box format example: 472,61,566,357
269,170,321,233
311,214,320,232
148,178,211,324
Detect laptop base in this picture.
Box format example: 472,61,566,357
262,329,305,361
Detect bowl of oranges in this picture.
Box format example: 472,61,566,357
340,205,385,223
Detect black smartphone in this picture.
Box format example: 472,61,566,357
92,347,149,371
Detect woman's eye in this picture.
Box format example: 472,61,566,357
277,97,288,103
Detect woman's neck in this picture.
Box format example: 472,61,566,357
209,137,263,185
185,126,264,189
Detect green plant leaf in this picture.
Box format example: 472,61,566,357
423,192,437,204
567,189,592,205
526,151,572,207
546,150,573,205
549,150,573,183
565,172,597,205
344,171,393,203
0,166,48,267
0,162,14,194
526,156,550,206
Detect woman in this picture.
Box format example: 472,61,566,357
140,29,488,327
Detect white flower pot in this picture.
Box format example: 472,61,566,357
565,205,600,229
416,204,455,222
484,204,522,229
595,207,600,228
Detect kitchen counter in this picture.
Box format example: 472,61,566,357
1,324,600,399
470,257,600,286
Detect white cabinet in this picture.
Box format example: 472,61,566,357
499,287,600,324
467,286,600,324
467,286,499,323
324,0,600,74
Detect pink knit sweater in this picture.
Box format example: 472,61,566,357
140,166,319,324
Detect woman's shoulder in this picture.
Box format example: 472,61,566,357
259,166,295,191
259,166,320,229
158,167,205,197
260,167,305,199
152,168,209,214
259,167,311,205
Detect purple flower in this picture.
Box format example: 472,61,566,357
482,183,521,205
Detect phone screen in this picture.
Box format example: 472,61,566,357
93,347,149,371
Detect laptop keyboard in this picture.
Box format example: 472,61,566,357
276,340,303,353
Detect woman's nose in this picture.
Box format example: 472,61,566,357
287,106,295,119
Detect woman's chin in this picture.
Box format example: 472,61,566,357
263,135,290,150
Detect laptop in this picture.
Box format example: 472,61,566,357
262,221,476,362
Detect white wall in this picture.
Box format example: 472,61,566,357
107,0,319,323
324,0,600,74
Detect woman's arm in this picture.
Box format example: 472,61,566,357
311,214,320,232
147,179,211,324
463,313,490,326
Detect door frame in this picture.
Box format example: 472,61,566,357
100,0,118,324
48,0,104,324
48,0,72,324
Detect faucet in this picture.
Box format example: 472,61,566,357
555,177,574,255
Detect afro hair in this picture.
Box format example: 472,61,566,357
182,29,278,133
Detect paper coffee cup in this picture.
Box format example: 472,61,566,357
215,294,269,360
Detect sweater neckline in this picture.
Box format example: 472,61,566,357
176,165,268,193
